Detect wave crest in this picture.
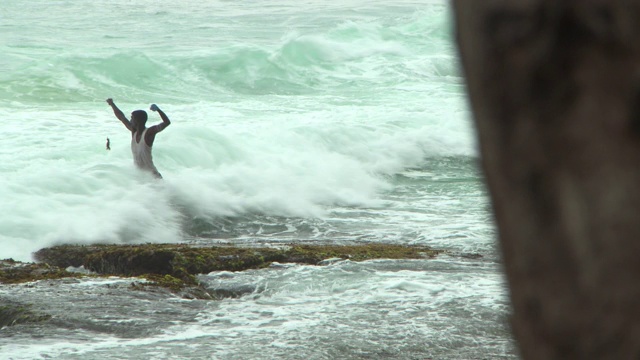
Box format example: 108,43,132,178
1,8,455,104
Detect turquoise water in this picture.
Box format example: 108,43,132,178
0,1,516,358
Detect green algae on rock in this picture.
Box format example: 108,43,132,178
0,258,81,284
34,243,441,278
30,243,442,299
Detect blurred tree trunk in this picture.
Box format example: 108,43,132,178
452,1,640,358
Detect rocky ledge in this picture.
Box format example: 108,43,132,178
0,258,82,284
1,243,441,302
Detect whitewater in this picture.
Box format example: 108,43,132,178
0,0,517,358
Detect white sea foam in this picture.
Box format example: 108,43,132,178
0,260,511,359
1,88,475,262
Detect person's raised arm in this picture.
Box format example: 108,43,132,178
149,104,171,133
106,98,133,132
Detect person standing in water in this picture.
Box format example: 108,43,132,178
106,98,171,178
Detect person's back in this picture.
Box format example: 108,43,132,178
106,99,171,178
131,128,162,178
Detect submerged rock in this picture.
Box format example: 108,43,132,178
0,298,51,328
206,284,259,300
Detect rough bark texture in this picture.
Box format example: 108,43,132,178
452,1,640,358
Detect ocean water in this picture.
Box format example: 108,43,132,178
0,0,517,359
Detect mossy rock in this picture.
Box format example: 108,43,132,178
35,243,440,279
0,300,51,328
284,244,440,263
0,259,80,284
33,243,442,298
84,248,176,276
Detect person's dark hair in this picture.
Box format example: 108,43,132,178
131,110,148,130
132,110,148,123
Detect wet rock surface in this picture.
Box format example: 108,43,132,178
0,243,444,300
